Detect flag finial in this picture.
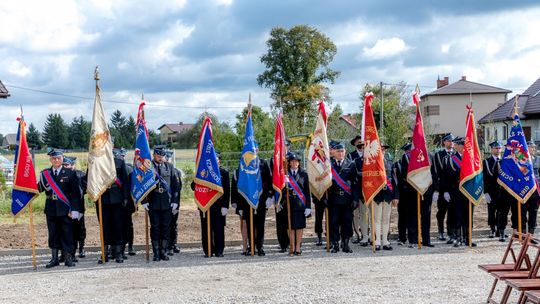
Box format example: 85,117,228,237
94,66,100,81
141,93,145,101
248,92,252,112
514,95,520,115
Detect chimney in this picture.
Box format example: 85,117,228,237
179,122,183,125
461,75,467,81
437,76,449,89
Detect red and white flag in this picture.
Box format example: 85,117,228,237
407,91,432,195
272,113,286,202
307,101,332,200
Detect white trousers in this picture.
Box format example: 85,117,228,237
371,202,392,246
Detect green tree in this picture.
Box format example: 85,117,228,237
123,116,136,148
361,82,414,160
68,116,91,149
42,113,69,149
110,110,129,148
148,130,160,147
27,122,42,149
257,25,340,118
0,133,4,146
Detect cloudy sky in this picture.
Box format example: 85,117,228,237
1,0,540,135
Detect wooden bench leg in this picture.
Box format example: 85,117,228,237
488,279,499,303
501,286,513,304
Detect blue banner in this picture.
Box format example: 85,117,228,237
237,112,262,208
497,114,537,202
130,103,158,205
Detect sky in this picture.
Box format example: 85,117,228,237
1,0,540,135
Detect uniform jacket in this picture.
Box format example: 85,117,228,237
101,157,130,205
328,158,355,205
373,158,399,203
146,160,180,210
38,166,82,216
279,167,311,211
483,155,501,198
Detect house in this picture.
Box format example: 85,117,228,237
158,122,195,145
478,77,540,149
0,80,10,99
420,76,511,138
339,114,359,130
1,133,17,149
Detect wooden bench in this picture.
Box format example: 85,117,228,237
524,290,540,303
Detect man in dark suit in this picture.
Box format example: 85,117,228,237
165,150,183,256
38,149,82,268
142,146,181,261
483,141,503,238
433,133,455,241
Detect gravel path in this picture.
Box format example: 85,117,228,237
0,238,513,304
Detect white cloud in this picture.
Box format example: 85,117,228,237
362,37,409,59
151,21,196,64
441,43,451,53
5,59,32,77
215,0,233,6
327,18,369,47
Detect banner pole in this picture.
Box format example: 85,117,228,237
417,192,422,249
469,201,473,248
325,192,330,252
371,202,376,253
28,201,37,270
207,210,212,258
250,208,255,256
518,200,522,241
284,161,293,256
98,197,106,264
145,209,150,262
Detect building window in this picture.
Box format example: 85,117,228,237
494,128,498,140
502,125,508,140
423,105,440,116
486,127,490,140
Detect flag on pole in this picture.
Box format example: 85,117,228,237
237,109,262,208
407,90,432,195
11,115,38,216
362,92,387,205
307,101,332,200
130,102,158,205
498,113,536,202
193,117,224,212
272,113,286,202
459,105,484,205
86,69,116,201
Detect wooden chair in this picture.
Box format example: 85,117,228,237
481,233,533,303
523,290,540,303
494,240,540,304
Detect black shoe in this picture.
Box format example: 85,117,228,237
45,249,60,269
278,247,287,253
342,239,353,253
153,254,160,261
446,239,455,245
316,234,323,246
453,240,460,247
397,241,404,246
499,235,506,242
167,249,174,256
59,251,65,263
65,253,75,267
352,236,361,244
71,253,79,263
128,244,136,256
98,254,109,264
331,242,340,253
114,245,124,263
438,233,446,241
173,244,180,253
383,245,393,251
160,252,170,261
423,243,435,248
257,249,266,256
360,241,368,247
215,252,224,257
489,230,496,238
294,250,302,256
375,245,381,251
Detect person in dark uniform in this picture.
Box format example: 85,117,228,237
483,141,503,238
393,143,411,245
444,137,476,247
165,150,183,256
521,142,540,235
97,150,130,263
313,140,337,246
192,152,230,257
371,144,398,250
347,135,363,162
348,136,366,245
433,133,455,241
277,152,311,255
142,146,180,261
328,142,356,253
231,168,250,255
38,149,82,268
115,148,137,257
60,156,87,263
272,139,291,253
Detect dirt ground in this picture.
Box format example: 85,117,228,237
0,199,500,249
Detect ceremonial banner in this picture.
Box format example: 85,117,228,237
362,93,387,205
407,91,432,195
193,117,224,212
498,113,537,202
272,113,286,202
459,105,484,205
307,102,332,200
86,71,116,201
12,116,38,216
130,102,158,205
237,110,262,208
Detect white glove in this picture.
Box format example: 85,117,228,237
172,203,178,210
304,208,311,217
443,192,451,202
265,197,274,209
142,203,149,211
172,209,179,215
231,203,237,209
239,210,243,217
484,193,492,204
432,191,439,203
70,211,80,220
78,213,84,220
276,203,283,213
221,207,228,216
